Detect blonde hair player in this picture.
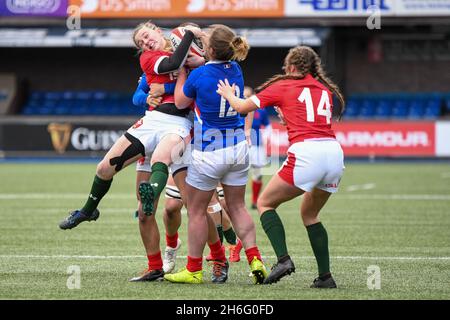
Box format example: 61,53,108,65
60,21,203,282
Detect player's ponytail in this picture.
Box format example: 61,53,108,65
316,70,346,120
308,49,345,120
231,36,250,61
208,24,249,62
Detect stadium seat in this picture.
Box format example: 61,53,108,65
30,92,44,101
424,100,441,118
408,100,425,119
343,99,360,118
44,91,62,100
392,100,409,118
358,99,376,118
374,100,392,118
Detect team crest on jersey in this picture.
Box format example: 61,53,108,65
132,118,144,129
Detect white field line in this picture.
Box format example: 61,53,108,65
1,193,450,201
346,183,376,192
0,255,449,261
0,193,134,200
337,194,450,200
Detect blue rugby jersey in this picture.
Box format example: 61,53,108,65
132,73,176,108
183,61,246,151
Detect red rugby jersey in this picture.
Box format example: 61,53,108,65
140,50,178,106
251,74,336,144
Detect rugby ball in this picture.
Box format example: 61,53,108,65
170,27,205,57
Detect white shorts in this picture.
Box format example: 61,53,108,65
127,110,192,160
186,141,250,191
278,139,344,193
249,145,269,168
129,110,192,173
136,156,151,173
170,143,192,175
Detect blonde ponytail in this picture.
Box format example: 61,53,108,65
231,36,250,61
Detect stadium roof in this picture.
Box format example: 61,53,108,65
0,27,329,48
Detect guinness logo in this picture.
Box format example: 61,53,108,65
47,123,72,154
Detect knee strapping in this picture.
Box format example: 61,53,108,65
207,203,222,214
109,133,145,172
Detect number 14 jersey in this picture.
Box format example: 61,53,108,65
250,74,336,144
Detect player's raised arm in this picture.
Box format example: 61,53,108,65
216,79,257,114
152,27,203,75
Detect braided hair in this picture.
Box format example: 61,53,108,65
256,46,345,119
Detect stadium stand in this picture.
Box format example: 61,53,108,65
18,91,449,119
344,93,446,120
21,91,145,116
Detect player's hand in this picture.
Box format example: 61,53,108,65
274,106,286,125
149,83,165,98
216,79,236,100
186,54,205,69
183,26,204,39
146,95,163,108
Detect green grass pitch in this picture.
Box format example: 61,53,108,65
0,162,449,300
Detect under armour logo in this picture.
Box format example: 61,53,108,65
89,194,98,201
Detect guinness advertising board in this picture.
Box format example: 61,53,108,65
0,120,132,157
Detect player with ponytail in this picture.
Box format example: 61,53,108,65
218,45,345,287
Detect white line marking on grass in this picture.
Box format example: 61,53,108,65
16,208,134,214
1,255,449,261
0,193,134,200
337,194,450,201
2,193,450,201
346,183,376,192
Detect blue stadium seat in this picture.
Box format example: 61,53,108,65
359,99,376,118
36,107,52,115
44,91,62,100
424,100,441,118
408,100,425,119
62,91,76,100
22,106,35,115
54,106,70,115
391,100,408,118
93,91,108,100
75,91,93,100
375,100,392,118
343,99,360,118
30,92,44,101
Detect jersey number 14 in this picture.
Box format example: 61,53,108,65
298,88,332,124
219,86,241,118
